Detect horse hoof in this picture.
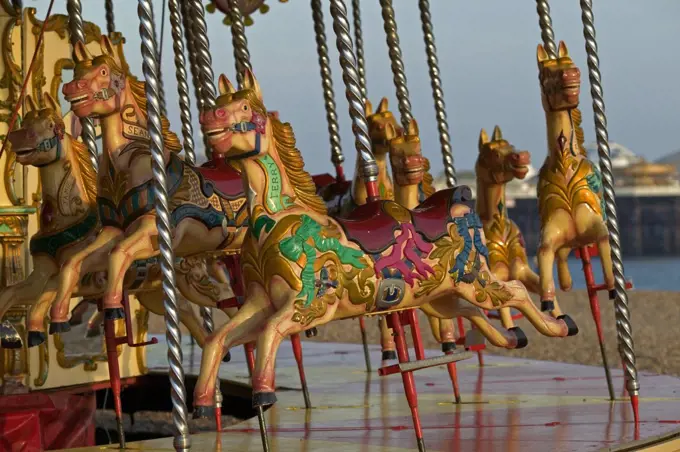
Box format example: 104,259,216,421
509,326,528,349
608,289,616,300
192,405,215,419
305,327,318,338
441,341,457,353
222,351,232,363
540,300,555,312
382,350,397,361
27,331,46,348
253,391,277,408
104,308,125,321
49,322,71,335
557,315,579,336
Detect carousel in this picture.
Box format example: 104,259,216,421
0,0,677,451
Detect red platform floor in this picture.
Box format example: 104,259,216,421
66,338,680,451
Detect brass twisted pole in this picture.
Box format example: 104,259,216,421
138,0,191,449
579,0,640,421
535,0,558,59
227,0,252,88
351,0,366,102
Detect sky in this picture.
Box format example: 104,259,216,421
24,0,680,176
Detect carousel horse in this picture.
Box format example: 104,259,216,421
191,70,578,413
476,125,566,326
535,41,614,310
41,36,250,332
0,93,234,355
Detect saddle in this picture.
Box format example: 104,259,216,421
194,158,244,199
312,173,352,201
334,186,472,254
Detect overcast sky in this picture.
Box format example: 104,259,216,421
26,0,680,175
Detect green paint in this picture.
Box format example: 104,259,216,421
0,224,13,233
585,162,607,221
252,215,275,240
379,182,387,199
497,200,504,214
0,206,37,214
259,155,293,213
279,214,365,307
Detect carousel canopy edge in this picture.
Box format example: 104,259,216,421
206,0,290,27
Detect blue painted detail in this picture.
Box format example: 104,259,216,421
171,204,225,229
449,212,488,282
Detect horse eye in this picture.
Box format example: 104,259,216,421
242,104,249,111
101,68,108,76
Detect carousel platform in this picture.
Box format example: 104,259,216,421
65,338,680,451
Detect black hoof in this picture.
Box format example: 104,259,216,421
441,341,457,353
608,289,616,300
305,327,318,338
27,331,46,348
49,322,71,335
104,308,125,321
222,351,231,363
509,326,528,349
252,391,277,408
541,300,555,312
192,405,215,419
557,314,579,336
382,350,397,361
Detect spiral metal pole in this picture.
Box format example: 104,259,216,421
168,0,196,166
378,0,412,131
66,0,99,171
180,2,204,110
312,0,344,169
227,0,253,88
328,0,378,190
536,0,557,60
418,0,456,187
579,0,639,402
138,1,190,449
104,0,115,34
351,0,366,102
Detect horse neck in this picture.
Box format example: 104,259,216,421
475,173,508,225
351,152,392,205
544,108,578,168
240,140,298,217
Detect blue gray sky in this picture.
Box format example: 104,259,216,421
27,0,680,175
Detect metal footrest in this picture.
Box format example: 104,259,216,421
378,351,473,376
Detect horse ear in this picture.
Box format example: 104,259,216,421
536,44,549,65
407,119,419,136
364,99,373,117
557,41,569,58
242,69,262,101
492,125,502,141
100,35,115,57
43,93,62,116
384,122,397,142
478,128,490,149
218,74,236,95
377,97,389,113
25,95,38,114
73,40,93,63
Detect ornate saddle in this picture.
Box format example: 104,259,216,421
312,173,352,200
193,158,244,199
334,186,472,254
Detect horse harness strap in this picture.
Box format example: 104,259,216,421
33,137,62,167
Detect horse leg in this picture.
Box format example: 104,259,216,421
536,223,564,313
102,217,158,319
26,279,59,347
50,227,122,326
514,261,564,318
438,318,457,353
595,229,616,296
193,284,273,414
556,247,573,292
0,271,51,348
379,316,397,361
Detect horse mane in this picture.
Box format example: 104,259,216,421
70,137,98,206
271,116,328,216
571,108,587,156
420,157,436,197
126,75,182,153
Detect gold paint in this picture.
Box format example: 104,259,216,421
415,225,464,298
473,270,513,307
382,201,410,223
50,58,74,102
135,304,149,374
3,149,23,205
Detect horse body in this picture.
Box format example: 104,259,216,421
475,126,565,326
190,71,577,410
535,41,614,308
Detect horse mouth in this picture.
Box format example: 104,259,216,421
13,148,35,156
204,127,230,140
562,83,580,96
66,93,90,107
511,164,529,178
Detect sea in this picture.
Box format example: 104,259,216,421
545,257,678,291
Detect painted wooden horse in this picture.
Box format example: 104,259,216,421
535,41,614,310
42,36,249,331
476,125,565,326
0,93,234,355
191,71,578,414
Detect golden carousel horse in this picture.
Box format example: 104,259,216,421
535,41,614,310
0,93,234,358
190,70,578,414
475,125,565,326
